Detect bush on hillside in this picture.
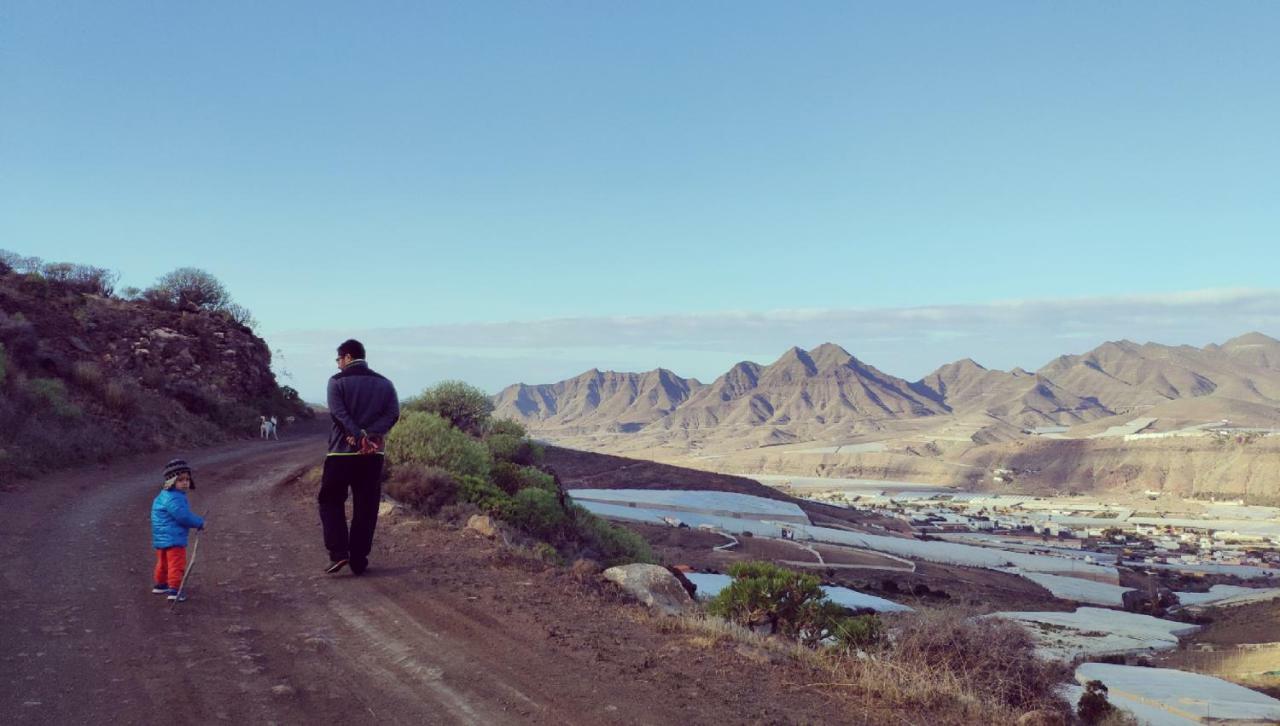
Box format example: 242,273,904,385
888,610,1067,711
707,561,847,647
0,250,44,274
144,267,231,311
456,474,512,514
70,361,104,391
506,487,573,541
403,380,494,437
491,461,556,495
386,466,458,515
486,433,544,466
1077,680,1116,724
39,262,119,296
222,302,258,331
102,378,139,414
487,418,527,438
832,614,885,651
385,411,492,478
26,378,82,419
572,508,655,566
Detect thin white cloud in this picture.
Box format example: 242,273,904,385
267,288,1280,401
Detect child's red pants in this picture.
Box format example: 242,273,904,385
154,546,187,590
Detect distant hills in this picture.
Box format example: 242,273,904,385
494,333,1280,443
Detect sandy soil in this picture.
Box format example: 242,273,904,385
0,431,877,725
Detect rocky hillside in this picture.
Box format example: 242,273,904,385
0,264,309,479
495,368,702,433
1036,333,1280,418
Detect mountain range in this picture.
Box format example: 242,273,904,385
494,333,1280,445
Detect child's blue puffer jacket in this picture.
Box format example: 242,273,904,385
151,489,204,548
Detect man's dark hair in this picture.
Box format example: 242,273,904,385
338,339,366,360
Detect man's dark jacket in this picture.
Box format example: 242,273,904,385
326,360,400,454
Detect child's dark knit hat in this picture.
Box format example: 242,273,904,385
162,458,195,490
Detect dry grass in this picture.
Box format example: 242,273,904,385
656,612,816,659
656,608,1071,725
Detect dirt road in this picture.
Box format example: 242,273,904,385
1,432,854,725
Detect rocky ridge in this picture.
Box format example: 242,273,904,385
0,269,308,478
496,334,1280,438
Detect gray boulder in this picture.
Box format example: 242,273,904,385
603,564,695,616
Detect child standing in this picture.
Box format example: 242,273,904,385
151,458,205,602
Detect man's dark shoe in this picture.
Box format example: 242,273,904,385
350,558,368,576
325,558,349,574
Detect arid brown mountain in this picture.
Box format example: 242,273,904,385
495,334,1280,443
913,359,1110,427
1036,333,1280,416
494,335,1280,498
492,368,702,432
654,343,947,433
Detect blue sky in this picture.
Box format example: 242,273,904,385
4,2,1279,400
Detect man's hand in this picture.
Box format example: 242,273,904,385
358,432,385,455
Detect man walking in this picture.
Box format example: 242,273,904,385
320,339,399,575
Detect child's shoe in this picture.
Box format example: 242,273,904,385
152,583,169,594
166,589,188,602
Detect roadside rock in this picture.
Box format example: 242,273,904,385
602,564,695,616
466,514,500,538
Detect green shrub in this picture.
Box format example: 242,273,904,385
487,418,527,438
531,541,563,565
573,509,655,566
506,488,572,541
486,433,544,465
707,561,847,647
1077,680,1115,724
403,380,494,436
832,614,884,651
520,466,555,492
457,474,512,514
492,462,556,494
26,378,82,419
385,411,492,478
490,461,523,495
386,465,459,514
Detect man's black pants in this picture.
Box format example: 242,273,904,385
318,455,384,566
